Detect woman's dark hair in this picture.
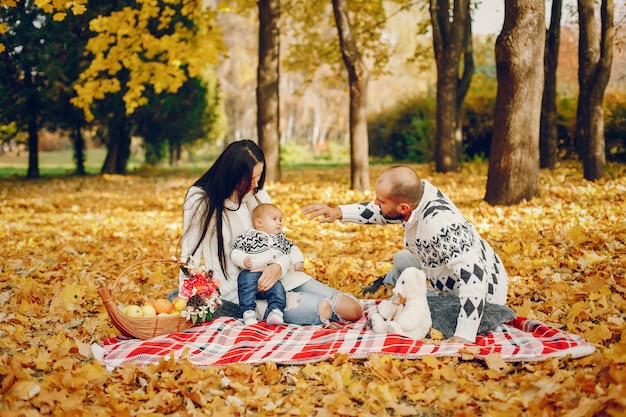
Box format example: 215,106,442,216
182,140,265,278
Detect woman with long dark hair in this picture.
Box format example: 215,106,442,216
177,140,363,325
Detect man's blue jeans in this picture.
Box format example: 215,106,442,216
384,249,437,297
237,270,286,318
383,250,422,285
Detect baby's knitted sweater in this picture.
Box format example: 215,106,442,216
339,180,508,342
231,230,304,271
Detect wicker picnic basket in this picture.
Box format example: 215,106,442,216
98,258,194,340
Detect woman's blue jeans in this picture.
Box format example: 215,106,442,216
282,279,351,326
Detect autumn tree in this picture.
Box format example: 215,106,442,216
576,0,614,181
257,0,281,182
43,3,118,176
332,0,370,191
71,0,224,173
430,0,473,173
134,77,213,166
0,1,53,178
0,0,87,52
485,0,545,205
282,0,394,190
540,0,562,169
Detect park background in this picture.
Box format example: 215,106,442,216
1,0,625,181
1,0,626,416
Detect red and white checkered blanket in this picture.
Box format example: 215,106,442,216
92,300,595,369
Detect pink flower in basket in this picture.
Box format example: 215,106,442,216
179,269,218,298
179,264,221,323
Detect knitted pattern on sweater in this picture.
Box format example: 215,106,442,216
339,180,508,342
231,230,304,270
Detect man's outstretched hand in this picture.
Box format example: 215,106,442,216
302,204,342,223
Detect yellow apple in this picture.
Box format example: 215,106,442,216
172,297,187,312
124,305,143,318
141,304,157,317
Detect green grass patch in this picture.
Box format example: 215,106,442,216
0,144,355,178
0,148,108,177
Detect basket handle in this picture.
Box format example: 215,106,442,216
111,258,181,291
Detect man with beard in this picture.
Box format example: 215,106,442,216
303,165,509,344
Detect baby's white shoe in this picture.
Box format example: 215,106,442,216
266,309,284,326
243,310,258,325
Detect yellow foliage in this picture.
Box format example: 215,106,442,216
501,241,521,255
585,323,613,344
70,0,224,121
61,284,83,311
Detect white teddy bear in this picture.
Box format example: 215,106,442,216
370,267,432,340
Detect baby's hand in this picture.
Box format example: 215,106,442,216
293,262,304,272
244,256,252,269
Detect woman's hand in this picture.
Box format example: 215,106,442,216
302,204,342,223
252,263,282,292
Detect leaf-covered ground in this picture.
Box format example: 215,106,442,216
1,162,625,416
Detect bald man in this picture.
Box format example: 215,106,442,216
303,165,509,344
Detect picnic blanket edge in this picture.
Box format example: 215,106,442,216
91,314,596,370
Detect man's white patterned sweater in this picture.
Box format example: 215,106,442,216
339,180,509,342
231,230,305,271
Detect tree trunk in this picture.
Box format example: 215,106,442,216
576,0,614,181
332,0,370,191
434,67,458,171
456,11,474,163
430,0,471,172
485,0,544,205
101,139,119,175
23,69,40,179
101,117,131,175
169,143,181,166
26,117,40,179
72,123,86,176
540,0,562,169
257,0,281,183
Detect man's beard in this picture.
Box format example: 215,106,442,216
382,211,404,221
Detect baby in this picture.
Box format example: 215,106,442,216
231,203,305,325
